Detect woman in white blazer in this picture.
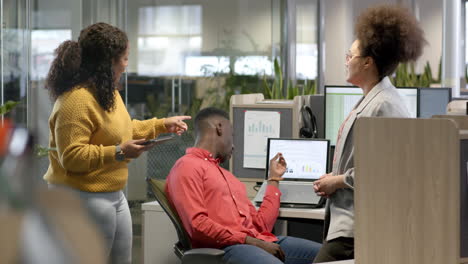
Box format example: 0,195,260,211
313,5,427,263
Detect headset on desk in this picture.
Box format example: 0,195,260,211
300,104,318,139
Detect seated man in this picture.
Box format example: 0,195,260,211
166,107,321,264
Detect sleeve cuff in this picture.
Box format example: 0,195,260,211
233,232,248,245
154,118,168,134
344,170,354,189
265,184,281,197
215,232,246,247
102,145,116,164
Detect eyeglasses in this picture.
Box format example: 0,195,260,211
345,52,363,63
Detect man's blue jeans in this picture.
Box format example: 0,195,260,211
223,236,321,264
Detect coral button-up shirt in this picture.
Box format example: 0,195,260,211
166,147,282,249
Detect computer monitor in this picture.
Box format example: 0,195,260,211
396,88,418,118
325,86,363,146
325,86,418,145
265,138,329,181
419,87,452,118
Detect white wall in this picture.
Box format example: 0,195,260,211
201,0,273,53
32,0,73,29
418,0,442,78
323,0,354,85
323,0,443,85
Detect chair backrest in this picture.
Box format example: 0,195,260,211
147,178,192,254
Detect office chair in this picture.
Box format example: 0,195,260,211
147,178,225,264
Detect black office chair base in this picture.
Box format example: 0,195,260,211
182,248,225,264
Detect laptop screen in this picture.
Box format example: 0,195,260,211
265,138,329,181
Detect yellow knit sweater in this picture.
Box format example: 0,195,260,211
44,86,167,192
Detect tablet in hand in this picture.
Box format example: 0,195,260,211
141,134,175,145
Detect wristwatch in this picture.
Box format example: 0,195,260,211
115,144,125,161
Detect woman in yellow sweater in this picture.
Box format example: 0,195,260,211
43,22,190,263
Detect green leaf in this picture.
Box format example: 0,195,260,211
34,144,52,158
293,84,299,98
302,79,308,95
465,64,468,84
425,61,433,83
437,57,442,83
272,82,277,99
287,79,294,99
0,101,19,115
263,75,273,99
420,72,430,87
311,79,316,95
273,58,283,99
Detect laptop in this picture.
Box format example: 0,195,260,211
253,138,329,208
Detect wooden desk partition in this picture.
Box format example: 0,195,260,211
433,114,468,130
354,117,460,264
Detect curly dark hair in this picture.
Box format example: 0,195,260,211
45,22,128,111
355,5,426,79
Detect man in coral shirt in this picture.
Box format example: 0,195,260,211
166,107,321,264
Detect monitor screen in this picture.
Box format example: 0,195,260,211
419,87,452,118
265,138,329,181
325,86,363,146
397,88,418,118
325,86,418,145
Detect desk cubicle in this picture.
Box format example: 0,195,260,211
229,93,327,243
229,93,326,200
354,116,468,264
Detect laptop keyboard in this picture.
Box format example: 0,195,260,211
279,182,320,204
254,181,321,205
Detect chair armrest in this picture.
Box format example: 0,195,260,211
181,248,225,264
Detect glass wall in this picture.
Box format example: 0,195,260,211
1,0,29,126
465,1,468,73
296,0,318,80
30,0,76,152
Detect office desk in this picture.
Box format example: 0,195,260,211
276,206,325,219
142,201,325,264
